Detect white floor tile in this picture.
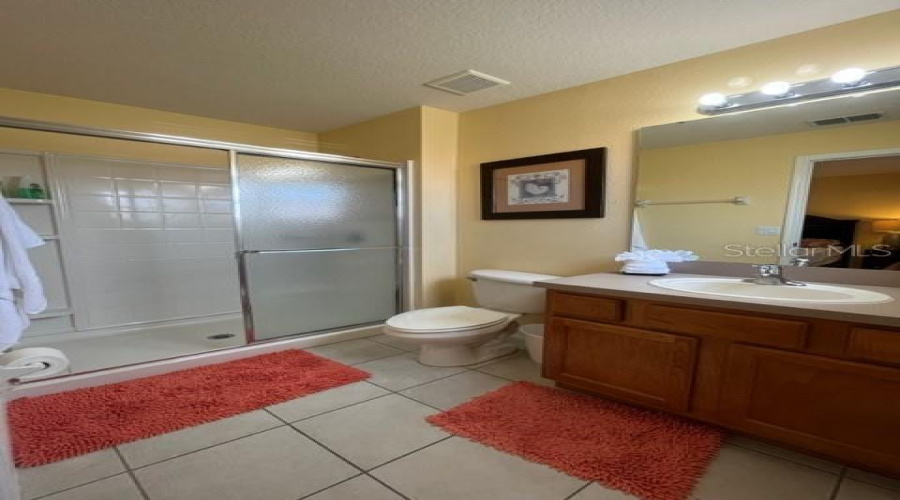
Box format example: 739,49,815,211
40,474,143,500
693,445,839,500
365,334,418,352
293,394,447,469
727,435,844,474
134,427,357,500
17,449,125,499
400,371,510,409
846,469,900,492
569,483,641,499
355,353,467,391
474,352,554,386
267,381,390,422
836,479,900,500
305,475,403,500
307,339,406,365
371,437,586,500
118,410,282,468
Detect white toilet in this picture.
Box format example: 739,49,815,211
384,269,559,367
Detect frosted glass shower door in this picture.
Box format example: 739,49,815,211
235,153,401,341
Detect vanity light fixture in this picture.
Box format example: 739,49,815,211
698,92,729,108
760,81,794,97
831,67,868,86
697,65,900,115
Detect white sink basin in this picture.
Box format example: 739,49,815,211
649,277,893,304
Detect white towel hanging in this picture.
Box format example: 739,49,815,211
0,195,47,350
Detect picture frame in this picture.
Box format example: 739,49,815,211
480,147,606,220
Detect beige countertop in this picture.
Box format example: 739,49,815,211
536,272,900,328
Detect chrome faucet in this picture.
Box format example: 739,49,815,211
747,264,806,286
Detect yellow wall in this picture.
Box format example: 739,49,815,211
420,107,460,306
0,88,318,167
808,171,900,248
320,106,459,307
808,171,900,220
318,108,421,162
636,120,900,262
456,10,900,300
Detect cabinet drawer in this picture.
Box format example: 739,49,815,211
549,292,624,323
847,327,900,366
544,318,697,412
642,304,807,349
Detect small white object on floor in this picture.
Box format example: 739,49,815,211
615,249,698,275
0,347,69,382
0,196,48,349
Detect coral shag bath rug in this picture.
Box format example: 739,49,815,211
427,382,723,500
9,349,369,467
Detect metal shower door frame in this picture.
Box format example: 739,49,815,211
229,151,413,343
0,115,416,346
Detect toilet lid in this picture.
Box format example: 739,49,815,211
387,306,510,333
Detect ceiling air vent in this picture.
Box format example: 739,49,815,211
424,70,510,95
847,112,883,122
809,112,884,127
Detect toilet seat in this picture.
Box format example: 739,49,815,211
386,306,511,333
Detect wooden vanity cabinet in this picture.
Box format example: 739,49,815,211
544,318,697,412
542,289,900,477
719,345,900,474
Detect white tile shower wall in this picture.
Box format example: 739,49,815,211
56,156,240,329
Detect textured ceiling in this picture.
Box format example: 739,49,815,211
0,0,897,132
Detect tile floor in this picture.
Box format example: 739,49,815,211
16,335,900,500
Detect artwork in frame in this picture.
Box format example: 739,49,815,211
480,148,606,220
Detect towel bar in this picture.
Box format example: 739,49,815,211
635,196,749,208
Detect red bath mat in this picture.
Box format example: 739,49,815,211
9,349,369,467
427,382,723,500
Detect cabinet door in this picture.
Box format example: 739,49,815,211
544,318,698,412
720,345,900,474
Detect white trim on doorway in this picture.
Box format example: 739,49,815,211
780,147,900,265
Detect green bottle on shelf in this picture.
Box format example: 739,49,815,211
28,183,45,200
18,182,45,199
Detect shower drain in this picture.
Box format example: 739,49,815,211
207,333,236,340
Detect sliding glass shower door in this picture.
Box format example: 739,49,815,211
234,153,403,342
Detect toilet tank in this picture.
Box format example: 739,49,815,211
469,269,560,314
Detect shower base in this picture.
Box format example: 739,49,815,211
17,316,245,377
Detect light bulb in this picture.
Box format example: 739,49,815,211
698,93,728,107
760,81,793,96
831,67,867,85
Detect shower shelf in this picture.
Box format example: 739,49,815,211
6,198,53,205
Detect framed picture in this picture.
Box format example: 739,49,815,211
480,147,606,220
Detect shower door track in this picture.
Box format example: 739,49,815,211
0,115,417,346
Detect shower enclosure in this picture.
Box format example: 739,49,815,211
0,117,412,378
234,153,407,341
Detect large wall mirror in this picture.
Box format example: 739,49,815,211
635,88,900,271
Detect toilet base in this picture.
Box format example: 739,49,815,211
419,341,518,367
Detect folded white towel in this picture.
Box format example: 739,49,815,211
615,249,699,275
0,197,47,349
